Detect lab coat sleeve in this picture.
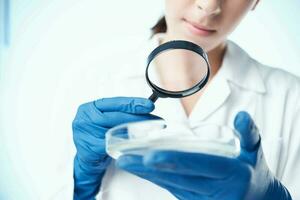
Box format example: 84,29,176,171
281,88,300,199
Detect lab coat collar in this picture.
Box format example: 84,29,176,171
222,40,266,94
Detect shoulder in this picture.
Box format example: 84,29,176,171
227,40,300,95
252,58,300,100
255,60,300,88
246,57,300,121
229,39,300,116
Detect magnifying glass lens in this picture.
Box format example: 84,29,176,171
147,48,208,92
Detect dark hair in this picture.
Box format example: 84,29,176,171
151,16,167,37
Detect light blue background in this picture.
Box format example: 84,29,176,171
0,0,299,199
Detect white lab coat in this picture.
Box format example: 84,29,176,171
95,34,300,199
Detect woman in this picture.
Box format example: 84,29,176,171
72,0,299,199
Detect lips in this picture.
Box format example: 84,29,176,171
183,19,216,36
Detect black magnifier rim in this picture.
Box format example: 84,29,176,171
146,40,210,98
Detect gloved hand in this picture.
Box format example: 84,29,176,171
72,97,161,200
116,111,292,200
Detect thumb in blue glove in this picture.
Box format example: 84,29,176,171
234,111,292,200
116,111,292,200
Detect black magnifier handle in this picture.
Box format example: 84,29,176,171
149,92,159,103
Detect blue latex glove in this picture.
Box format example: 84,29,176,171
117,111,292,200
72,97,161,200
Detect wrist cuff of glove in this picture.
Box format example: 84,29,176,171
74,154,111,175
265,178,292,200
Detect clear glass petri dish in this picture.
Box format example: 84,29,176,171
106,120,240,159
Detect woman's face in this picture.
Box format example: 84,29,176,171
164,0,260,51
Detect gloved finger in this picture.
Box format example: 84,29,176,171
76,101,162,127
116,156,205,200
100,112,162,128
72,119,108,139
116,154,144,171
139,172,220,196
74,154,111,175
143,150,239,178
116,155,185,190
73,131,106,161
94,97,155,114
167,187,212,200
234,111,260,152
125,162,248,200
117,154,224,195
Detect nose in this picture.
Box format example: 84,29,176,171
196,0,222,16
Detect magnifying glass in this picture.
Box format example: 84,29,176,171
146,40,210,102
